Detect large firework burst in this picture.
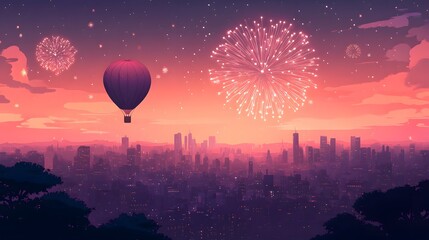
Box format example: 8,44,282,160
36,36,77,75
209,17,318,121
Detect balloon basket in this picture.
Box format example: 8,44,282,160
124,116,131,123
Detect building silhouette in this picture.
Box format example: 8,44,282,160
174,133,182,153
74,146,90,176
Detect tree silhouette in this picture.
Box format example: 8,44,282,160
0,162,170,240
311,180,429,240
96,213,171,240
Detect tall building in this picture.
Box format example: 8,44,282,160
208,136,216,149
121,136,129,154
174,132,182,152
266,150,272,164
127,147,137,166
320,136,329,161
330,138,336,161
203,155,209,172
350,136,361,162
248,159,254,177
195,152,201,170
184,136,188,151
136,144,142,163
306,146,314,163
74,146,90,176
224,157,230,172
293,132,300,164
281,149,288,163
409,143,416,161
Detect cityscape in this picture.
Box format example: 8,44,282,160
2,0,429,239
1,132,428,239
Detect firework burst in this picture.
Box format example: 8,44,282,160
345,44,361,59
36,36,77,75
209,17,318,121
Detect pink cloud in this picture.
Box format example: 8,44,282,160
359,12,421,29
408,22,429,41
386,43,410,62
409,40,429,68
357,94,429,106
0,113,23,123
0,46,28,83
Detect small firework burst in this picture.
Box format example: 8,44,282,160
36,36,77,75
346,44,361,59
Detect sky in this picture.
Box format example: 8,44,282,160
1,0,429,145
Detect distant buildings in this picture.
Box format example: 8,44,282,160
121,136,129,154
74,146,90,176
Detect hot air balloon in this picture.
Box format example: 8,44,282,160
103,59,151,123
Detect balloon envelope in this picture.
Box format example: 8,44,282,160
103,59,151,123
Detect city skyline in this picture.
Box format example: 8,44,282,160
1,0,429,144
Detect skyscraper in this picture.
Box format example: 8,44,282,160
127,147,137,166
330,138,336,161
208,136,216,149
121,136,129,154
184,136,188,151
293,132,300,164
306,146,314,163
74,146,90,176
350,136,361,162
195,152,201,170
281,149,288,163
320,136,329,161
248,159,254,177
266,150,272,164
174,132,182,152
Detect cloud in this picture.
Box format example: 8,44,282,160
0,56,55,94
0,94,9,103
385,43,410,62
18,116,71,129
278,108,429,131
359,12,421,29
0,113,23,123
357,94,429,106
1,46,28,83
409,40,429,68
406,59,429,88
63,101,117,114
408,22,429,41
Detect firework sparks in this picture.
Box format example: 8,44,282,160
346,44,361,59
209,17,318,121
36,36,77,75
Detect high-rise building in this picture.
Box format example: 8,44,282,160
184,136,188,151
306,146,314,163
281,149,288,163
409,143,416,161
203,155,209,172
74,146,90,176
350,136,361,162
208,136,216,149
293,132,300,164
248,159,254,177
136,144,142,163
201,140,208,152
174,132,182,152
224,157,230,172
263,170,274,198
330,138,336,161
320,136,329,161
121,136,129,154
266,150,272,164
195,152,201,170
127,147,137,166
